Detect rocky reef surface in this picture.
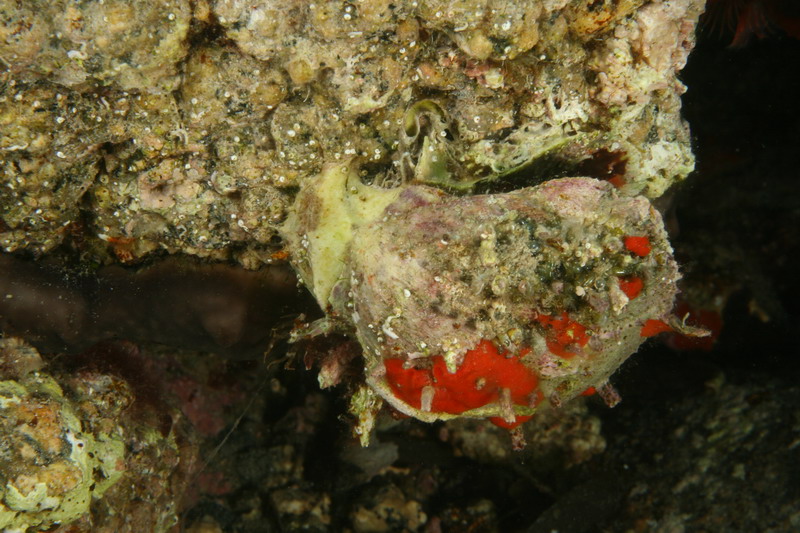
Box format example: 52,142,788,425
2,0,700,263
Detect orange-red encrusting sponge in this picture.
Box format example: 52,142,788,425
385,340,542,428
618,276,644,300
640,319,673,337
535,312,590,358
624,236,652,257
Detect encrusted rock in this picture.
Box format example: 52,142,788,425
0,0,191,91
285,163,679,426
0,338,194,532
2,0,704,265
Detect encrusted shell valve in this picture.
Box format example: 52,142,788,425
284,161,679,429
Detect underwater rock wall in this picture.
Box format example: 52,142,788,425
2,0,702,264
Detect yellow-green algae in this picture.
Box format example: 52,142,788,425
0,373,125,531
